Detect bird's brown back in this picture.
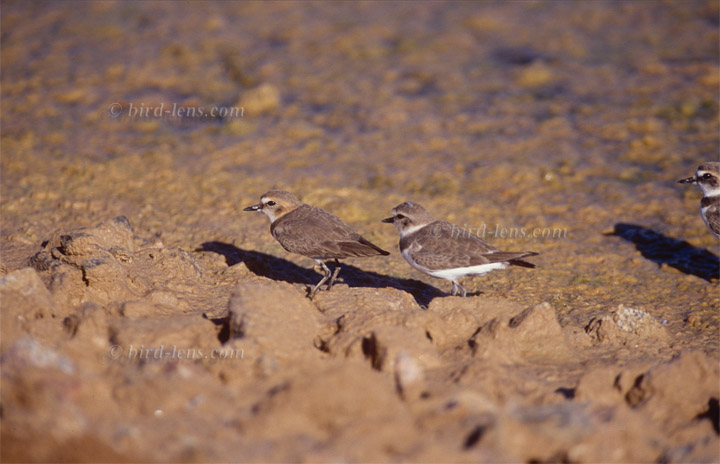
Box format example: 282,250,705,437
271,204,389,259
400,220,537,270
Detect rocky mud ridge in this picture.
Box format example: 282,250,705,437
1,216,717,462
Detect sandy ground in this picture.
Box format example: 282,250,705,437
1,1,719,462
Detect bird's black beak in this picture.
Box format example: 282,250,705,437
381,217,394,223
677,176,696,184
243,203,261,211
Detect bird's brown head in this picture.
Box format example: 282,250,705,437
382,201,437,237
243,190,303,222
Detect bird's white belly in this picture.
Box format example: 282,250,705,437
401,246,507,279
427,262,507,280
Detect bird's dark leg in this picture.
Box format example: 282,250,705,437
327,258,342,290
309,260,332,299
451,280,467,297
457,281,467,297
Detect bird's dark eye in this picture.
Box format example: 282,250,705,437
395,214,405,220
266,201,277,206
701,173,713,180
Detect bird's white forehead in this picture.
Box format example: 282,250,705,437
697,166,720,176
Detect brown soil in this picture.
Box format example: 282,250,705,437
1,2,719,462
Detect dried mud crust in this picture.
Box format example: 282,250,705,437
1,215,718,463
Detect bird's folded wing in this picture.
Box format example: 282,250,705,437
272,208,385,258
335,237,389,257
412,222,535,269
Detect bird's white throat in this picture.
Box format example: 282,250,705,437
399,223,428,238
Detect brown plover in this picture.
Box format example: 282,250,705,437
678,162,720,239
382,201,538,297
244,190,389,297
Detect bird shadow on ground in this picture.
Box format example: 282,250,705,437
607,223,720,281
196,241,444,307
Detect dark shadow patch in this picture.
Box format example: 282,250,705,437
695,397,719,435
467,338,477,354
361,334,381,371
555,387,575,400
508,306,533,328
463,425,487,449
313,338,330,353
625,374,647,407
196,241,443,307
492,47,547,66
462,290,484,298
267,382,290,397
527,451,572,464
607,223,719,281
63,315,81,338
216,317,232,344
196,241,317,284
335,261,444,307
203,313,232,345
